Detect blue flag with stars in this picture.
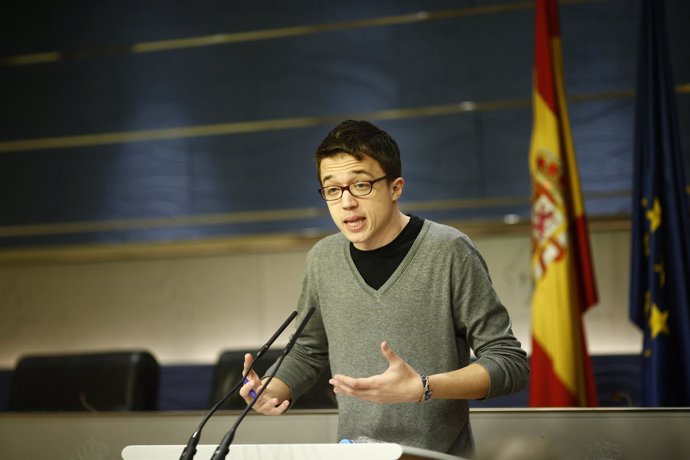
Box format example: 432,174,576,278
629,0,690,406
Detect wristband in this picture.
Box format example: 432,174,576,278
419,373,433,402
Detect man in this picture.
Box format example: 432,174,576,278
240,120,528,457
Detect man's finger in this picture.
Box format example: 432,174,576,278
330,374,368,391
269,399,290,415
380,341,401,364
254,395,289,415
242,353,254,373
330,374,380,395
239,377,257,400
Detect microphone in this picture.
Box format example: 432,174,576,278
178,309,299,460
210,307,316,460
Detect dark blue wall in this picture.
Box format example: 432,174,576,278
1,0,688,250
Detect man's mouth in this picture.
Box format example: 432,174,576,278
343,216,365,230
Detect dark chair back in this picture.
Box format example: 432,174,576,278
8,351,159,411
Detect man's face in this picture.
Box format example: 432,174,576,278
319,153,404,250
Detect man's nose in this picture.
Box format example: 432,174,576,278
340,189,358,208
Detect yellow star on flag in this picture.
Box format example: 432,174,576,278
649,303,670,339
646,198,662,233
653,262,666,287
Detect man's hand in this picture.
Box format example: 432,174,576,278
328,341,423,404
239,353,291,415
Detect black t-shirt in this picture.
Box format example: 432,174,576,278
349,215,425,290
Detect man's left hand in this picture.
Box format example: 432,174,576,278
328,341,423,404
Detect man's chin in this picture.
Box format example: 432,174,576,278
340,228,367,245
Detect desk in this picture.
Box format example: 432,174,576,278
0,409,688,460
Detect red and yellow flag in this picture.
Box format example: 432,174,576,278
528,0,599,407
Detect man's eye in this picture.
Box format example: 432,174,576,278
352,182,370,191
324,187,341,196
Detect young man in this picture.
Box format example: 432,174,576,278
240,120,528,457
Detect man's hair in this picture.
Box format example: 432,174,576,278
314,120,401,184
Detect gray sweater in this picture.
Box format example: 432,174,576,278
271,220,528,457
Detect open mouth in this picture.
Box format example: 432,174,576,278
343,216,365,230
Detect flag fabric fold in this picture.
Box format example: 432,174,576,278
629,0,690,407
528,0,598,407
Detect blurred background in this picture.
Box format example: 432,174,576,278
0,0,688,410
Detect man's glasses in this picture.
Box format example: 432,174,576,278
318,175,389,201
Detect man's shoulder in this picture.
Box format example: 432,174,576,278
306,232,347,259
422,220,477,253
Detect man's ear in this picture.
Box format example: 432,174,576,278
391,177,405,201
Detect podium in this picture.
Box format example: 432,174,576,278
122,443,466,460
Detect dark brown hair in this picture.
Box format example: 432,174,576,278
314,120,401,184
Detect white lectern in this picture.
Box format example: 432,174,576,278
122,443,466,460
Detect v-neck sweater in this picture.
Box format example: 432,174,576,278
350,215,424,290
270,219,528,457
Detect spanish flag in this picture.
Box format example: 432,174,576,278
528,0,598,407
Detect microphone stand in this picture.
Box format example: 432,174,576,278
210,307,316,460
178,310,298,460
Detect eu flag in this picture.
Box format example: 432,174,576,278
630,0,690,406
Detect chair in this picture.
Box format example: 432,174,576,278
8,351,159,411
592,354,641,406
209,349,336,410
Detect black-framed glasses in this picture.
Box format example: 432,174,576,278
318,175,389,201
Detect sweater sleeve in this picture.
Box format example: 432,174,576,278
266,246,330,403
451,239,529,399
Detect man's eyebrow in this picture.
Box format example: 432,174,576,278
321,169,374,183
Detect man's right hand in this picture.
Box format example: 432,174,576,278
239,353,292,415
